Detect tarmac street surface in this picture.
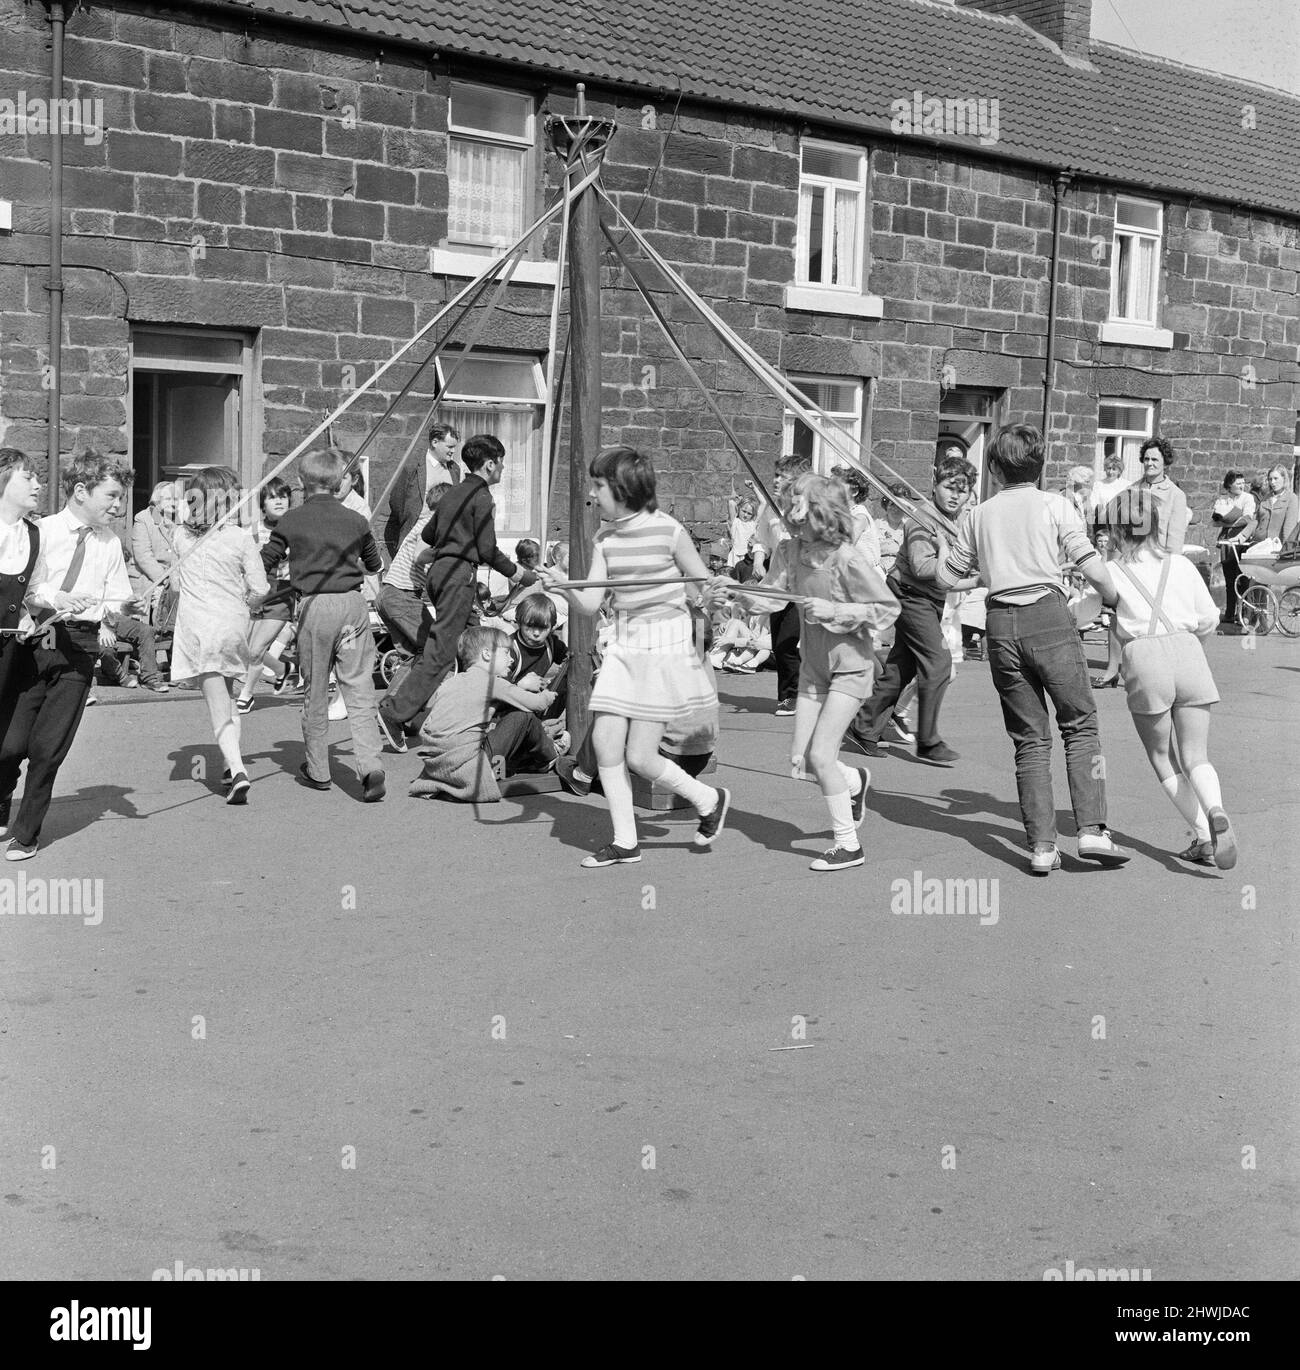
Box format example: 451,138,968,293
0,633,1295,1280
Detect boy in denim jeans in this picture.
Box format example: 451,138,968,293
936,424,1129,875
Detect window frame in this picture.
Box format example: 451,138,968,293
796,137,869,295
1108,195,1163,327
434,351,546,541
445,78,538,255
1095,398,1156,488
782,373,867,476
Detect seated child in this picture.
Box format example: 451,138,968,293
506,593,567,718
409,626,559,802
542,541,571,642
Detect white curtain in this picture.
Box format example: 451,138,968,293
440,405,536,533
448,140,525,247
832,187,859,290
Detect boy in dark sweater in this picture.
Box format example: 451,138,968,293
378,434,536,751
261,447,385,800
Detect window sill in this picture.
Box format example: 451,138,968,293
432,248,558,286
784,285,884,320
1099,320,1174,349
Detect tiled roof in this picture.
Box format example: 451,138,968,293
213,0,1299,218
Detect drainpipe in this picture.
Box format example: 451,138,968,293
1040,169,1072,484
46,1,67,512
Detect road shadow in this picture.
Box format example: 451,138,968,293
40,784,144,846
476,790,674,855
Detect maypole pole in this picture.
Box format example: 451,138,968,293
546,85,615,744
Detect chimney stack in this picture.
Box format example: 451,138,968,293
955,0,1092,64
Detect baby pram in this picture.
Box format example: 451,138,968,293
1235,542,1300,636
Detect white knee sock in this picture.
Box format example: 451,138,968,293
835,761,863,795
214,720,244,777
598,765,639,849
1161,773,1209,841
1187,763,1224,819
826,790,860,850
648,757,718,814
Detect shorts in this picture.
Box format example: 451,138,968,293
1121,632,1219,714
798,658,873,702
796,622,875,702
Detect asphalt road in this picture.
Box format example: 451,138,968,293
1,632,1295,1280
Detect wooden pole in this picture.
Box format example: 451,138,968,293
551,85,614,744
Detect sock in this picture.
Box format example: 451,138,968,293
826,789,860,850
648,757,718,814
835,760,863,795
598,765,639,849
1187,763,1224,821
1161,772,1210,842
214,720,244,777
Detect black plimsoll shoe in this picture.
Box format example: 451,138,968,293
225,772,251,805
581,842,642,868
774,698,796,716
362,770,387,803
377,708,407,753
693,787,731,847
0,796,10,839
555,757,593,797
916,741,960,767
846,731,884,758
810,844,864,872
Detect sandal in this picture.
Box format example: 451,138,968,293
1176,838,1215,866
236,696,254,714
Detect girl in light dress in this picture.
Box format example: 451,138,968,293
541,447,728,869
171,467,268,804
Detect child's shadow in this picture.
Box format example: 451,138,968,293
43,784,143,842
715,687,782,717
876,784,1212,877
481,791,671,855
164,739,312,797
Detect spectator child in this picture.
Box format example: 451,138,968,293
238,476,297,711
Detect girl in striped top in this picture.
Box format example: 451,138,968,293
542,448,729,869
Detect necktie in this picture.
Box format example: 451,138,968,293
60,526,93,594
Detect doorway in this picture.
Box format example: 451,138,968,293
938,387,1003,501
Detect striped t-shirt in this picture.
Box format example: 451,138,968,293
384,509,435,590
595,509,690,623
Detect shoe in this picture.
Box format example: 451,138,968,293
222,768,232,788
849,767,871,828
581,842,642,868
85,694,98,706
964,644,984,661
884,715,915,745
552,730,571,757
273,667,296,695
1177,838,1215,866
139,677,170,694
236,696,254,714
1207,807,1238,870
775,698,796,716
810,844,864,872
1077,829,1130,866
297,763,331,792
1090,674,1121,689
556,758,593,797
0,796,9,839
123,672,140,689
328,695,348,721
917,741,960,767
377,708,407,753
5,838,38,861
846,731,884,758
225,772,251,805
1030,845,1062,876
362,770,387,803
694,787,730,847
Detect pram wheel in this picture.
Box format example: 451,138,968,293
380,647,410,686
1277,586,1300,637
1238,583,1275,635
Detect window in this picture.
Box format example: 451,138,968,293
1109,196,1162,325
782,376,865,475
129,326,258,518
447,81,535,252
796,140,867,292
435,352,546,536
938,388,1003,502
1096,400,1155,486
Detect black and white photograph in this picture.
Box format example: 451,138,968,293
0,0,1296,1324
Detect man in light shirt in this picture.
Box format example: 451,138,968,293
0,452,137,860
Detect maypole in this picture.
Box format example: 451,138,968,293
546,86,614,744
